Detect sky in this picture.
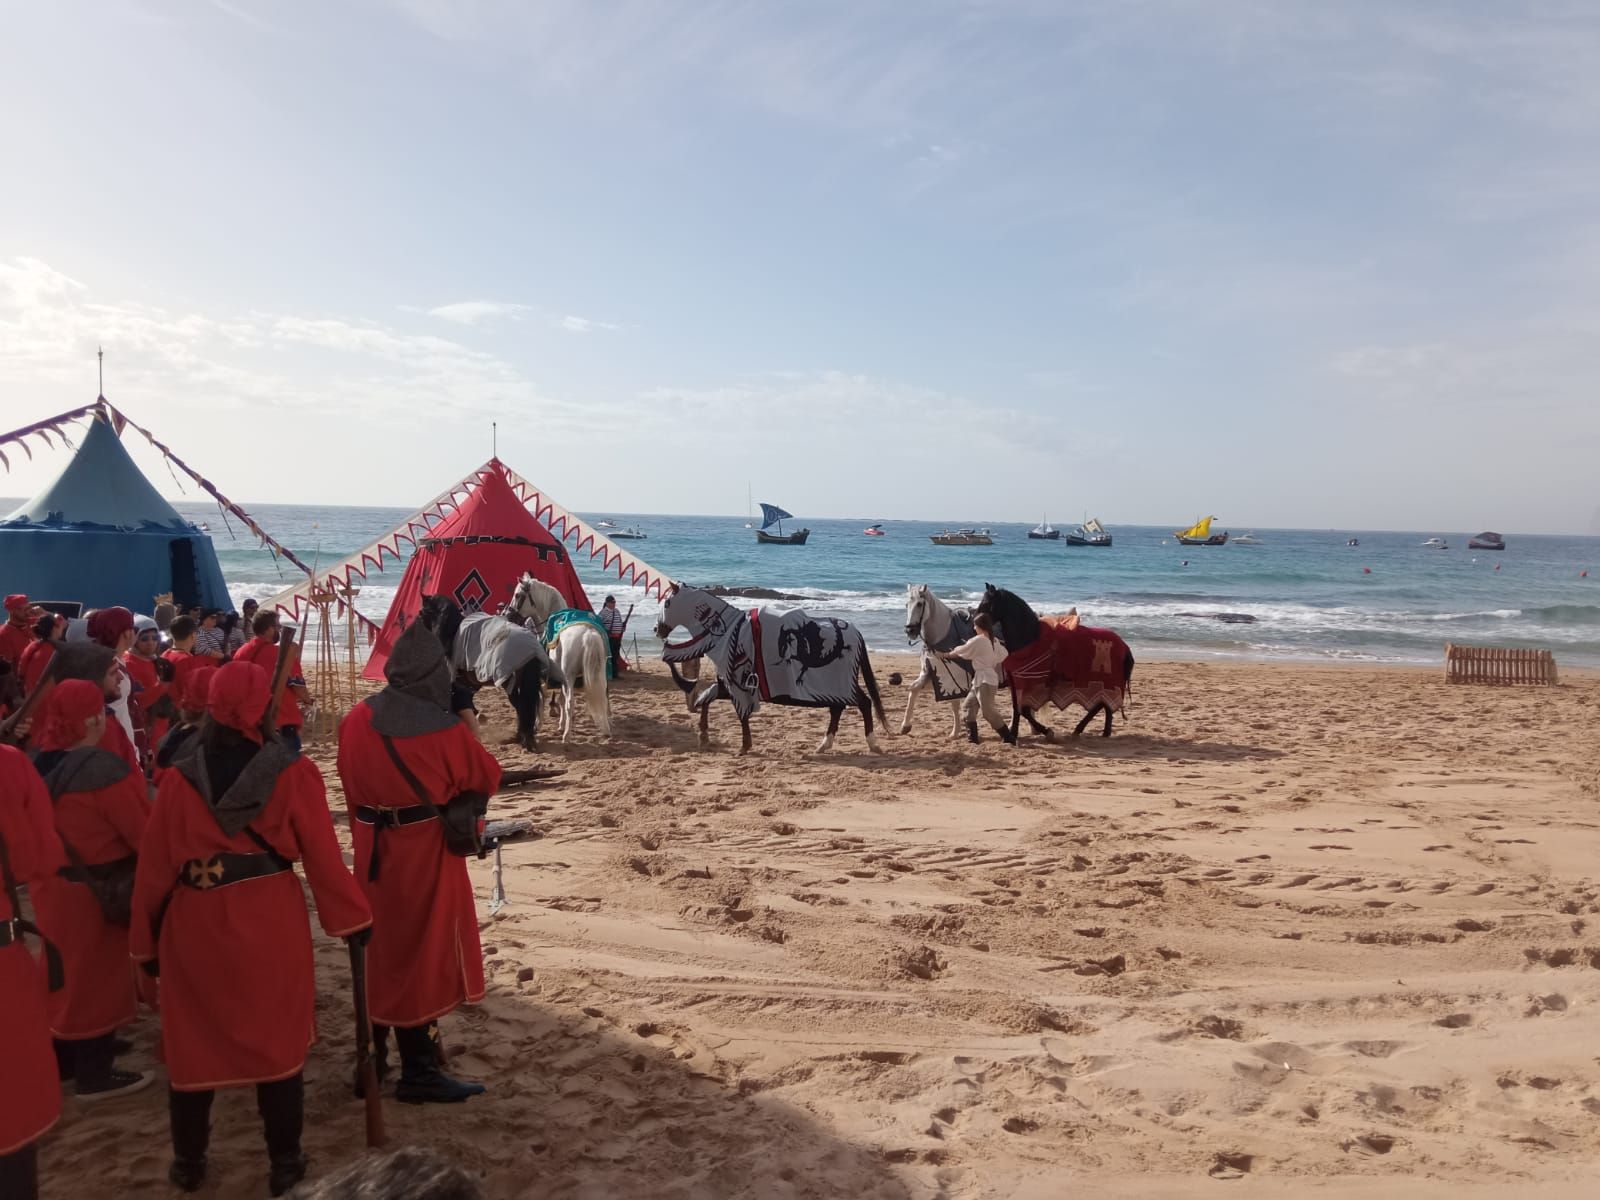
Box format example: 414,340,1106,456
3,0,1599,533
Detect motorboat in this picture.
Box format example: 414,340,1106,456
1028,515,1059,540
1175,516,1229,546
1233,532,1262,545
755,502,810,545
863,524,886,537
930,528,993,546
1421,537,1448,549
608,526,648,541
1467,531,1505,551
1347,538,1359,547
596,519,618,529
1064,517,1113,547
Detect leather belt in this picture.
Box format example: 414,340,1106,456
57,853,137,885
354,805,438,828
178,851,291,892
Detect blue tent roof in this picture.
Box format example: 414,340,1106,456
5,412,191,529
0,410,230,611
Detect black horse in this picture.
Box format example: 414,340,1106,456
974,584,1135,742
418,595,548,751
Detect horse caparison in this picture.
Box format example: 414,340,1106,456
974,583,1135,742
654,583,888,755
418,594,547,750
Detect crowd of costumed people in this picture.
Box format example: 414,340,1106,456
1,591,506,1199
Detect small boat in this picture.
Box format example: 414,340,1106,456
755,503,810,545
1028,515,1059,541
743,485,755,529
1347,537,1359,547
1233,532,1262,545
1065,517,1113,547
1467,531,1505,551
609,526,648,541
930,528,993,546
596,519,618,529
863,524,886,537
1175,515,1229,546
1421,537,1448,550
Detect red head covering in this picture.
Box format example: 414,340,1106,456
36,679,107,752
208,661,268,743
4,594,29,615
87,606,135,648
180,665,218,713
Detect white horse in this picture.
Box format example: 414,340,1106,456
902,584,977,739
507,574,612,743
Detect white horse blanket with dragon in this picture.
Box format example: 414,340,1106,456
667,607,866,720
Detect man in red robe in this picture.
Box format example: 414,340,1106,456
18,613,66,694
1,744,65,1200
337,621,501,1104
132,662,371,1196
232,612,312,754
27,680,152,1101
0,594,34,670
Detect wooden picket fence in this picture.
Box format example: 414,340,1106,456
1444,643,1558,686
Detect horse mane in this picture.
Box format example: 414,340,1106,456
980,585,1040,649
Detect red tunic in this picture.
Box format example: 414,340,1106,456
0,747,64,1155
131,756,371,1090
29,752,148,1040
162,649,204,700
231,638,305,729
18,639,55,694
123,652,171,751
0,621,30,670
336,702,501,1027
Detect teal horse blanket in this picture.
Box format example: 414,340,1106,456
543,608,614,679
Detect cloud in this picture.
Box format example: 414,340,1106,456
554,314,618,334
425,300,531,325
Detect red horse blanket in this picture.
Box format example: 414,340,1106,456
1002,621,1130,714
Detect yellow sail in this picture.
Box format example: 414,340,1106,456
1176,515,1214,540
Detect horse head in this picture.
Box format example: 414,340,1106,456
905,583,929,643
419,593,464,653
654,582,684,640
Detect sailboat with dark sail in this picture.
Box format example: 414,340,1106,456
755,502,810,545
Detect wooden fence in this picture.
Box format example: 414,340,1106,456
1444,643,1558,686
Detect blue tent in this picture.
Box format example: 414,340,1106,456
0,411,230,613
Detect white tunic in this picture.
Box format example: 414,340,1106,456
949,634,1005,688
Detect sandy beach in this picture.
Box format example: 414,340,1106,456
36,656,1600,1198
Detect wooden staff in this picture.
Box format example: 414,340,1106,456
0,654,62,745
260,623,299,738
348,939,385,1147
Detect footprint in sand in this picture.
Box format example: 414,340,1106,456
1208,1152,1253,1179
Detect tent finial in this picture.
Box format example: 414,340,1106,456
492,421,497,460
97,345,104,399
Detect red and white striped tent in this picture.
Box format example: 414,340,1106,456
263,457,668,678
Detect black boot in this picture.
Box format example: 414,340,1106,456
168,1087,213,1192
74,1033,152,1102
353,1023,392,1098
395,1023,486,1104
966,722,980,744
259,1074,306,1197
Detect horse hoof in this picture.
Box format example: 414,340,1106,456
814,738,833,753
897,724,911,736
866,737,883,755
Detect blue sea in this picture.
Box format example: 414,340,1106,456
175,505,1600,668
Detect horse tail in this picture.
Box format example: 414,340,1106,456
583,629,611,735
857,638,887,726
